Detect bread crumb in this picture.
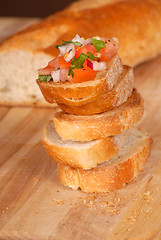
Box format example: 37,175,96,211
52,199,64,205
127,215,136,222
127,228,133,231
112,209,120,215
108,201,115,207
143,191,153,202
143,191,150,197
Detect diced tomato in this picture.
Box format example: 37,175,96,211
38,37,119,81
38,57,59,75
58,56,71,69
38,65,53,75
100,38,119,61
48,57,59,67
48,56,70,69
83,59,88,68
75,45,96,59
70,67,97,83
38,56,71,75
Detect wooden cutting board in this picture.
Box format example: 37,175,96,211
0,18,161,240
0,55,161,240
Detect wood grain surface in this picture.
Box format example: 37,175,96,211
0,18,161,240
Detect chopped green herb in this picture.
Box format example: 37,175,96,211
55,40,82,49
68,65,75,77
91,38,105,52
38,75,52,82
69,69,74,78
68,53,88,77
71,56,77,65
73,53,87,68
87,52,99,60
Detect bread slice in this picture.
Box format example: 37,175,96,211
57,65,133,115
53,88,143,141
57,128,152,192
37,54,123,104
42,120,129,169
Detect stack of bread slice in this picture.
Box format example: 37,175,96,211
38,54,152,193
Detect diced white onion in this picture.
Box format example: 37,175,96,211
51,68,69,82
51,69,60,82
83,38,92,46
93,36,101,40
58,43,73,57
58,43,75,62
58,45,67,56
58,35,92,61
87,59,107,71
93,61,107,71
60,69,69,82
72,34,92,46
72,34,84,45
64,44,75,63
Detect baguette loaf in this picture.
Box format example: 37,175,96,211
57,65,133,115
0,0,161,106
53,88,144,141
57,128,152,192
42,120,129,169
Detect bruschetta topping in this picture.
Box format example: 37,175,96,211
38,34,119,83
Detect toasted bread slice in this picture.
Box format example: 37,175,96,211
53,89,144,141
37,54,123,104
57,65,133,114
42,120,129,169
57,128,152,192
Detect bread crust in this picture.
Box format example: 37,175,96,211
57,65,133,114
1,0,161,67
53,88,144,141
57,129,152,192
42,120,129,169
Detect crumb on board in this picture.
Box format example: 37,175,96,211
108,201,115,207
127,215,136,222
52,199,64,205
